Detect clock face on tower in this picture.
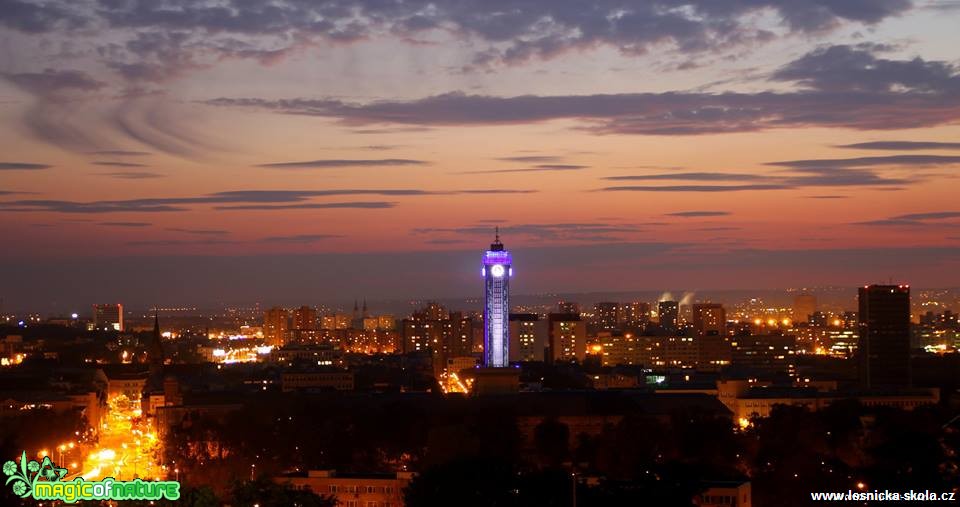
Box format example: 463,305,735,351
490,264,505,277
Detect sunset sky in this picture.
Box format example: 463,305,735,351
1,0,959,309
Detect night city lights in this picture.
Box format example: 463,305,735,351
2,1,960,506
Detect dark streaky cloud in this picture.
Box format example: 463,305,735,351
87,150,151,157
666,211,731,217
165,228,230,236
599,184,790,193
604,172,765,182
461,164,587,174
99,221,151,227
767,155,960,169
0,188,540,213
837,141,960,151
855,211,960,226
256,159,428,169
98,171,165,179
207,45,960,135
0,162,51,170
93,161,149,167
495,156,564,163
215,202,398,210
771,44,958,93
262,234,344,243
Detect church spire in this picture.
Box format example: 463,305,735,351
149,310,164,371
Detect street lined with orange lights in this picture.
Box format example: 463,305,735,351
79,395,162,482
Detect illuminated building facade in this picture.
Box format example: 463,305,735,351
292,306,318,331
509,313,547,362
547,313,586,363
93,303,123,331
263,307,290,347
595,302,621,331
292,305,319,342
482,232,512,367
623,301,651,329
658,300,679,332
693,303,726,337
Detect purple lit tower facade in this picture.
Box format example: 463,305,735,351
482,231,512,367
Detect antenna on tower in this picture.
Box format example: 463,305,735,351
495,226,500,242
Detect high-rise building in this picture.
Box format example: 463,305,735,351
446,312,475,358
658,300,679,333
401,314,429,354
692,303,726,337
793,294,818,323
292,306,318,330
594,302,620,331
424,302,448,321
263,307,290,347
547,313,586,363
509,313,547,362
290,306,320,342
93,304,123,331
377,315,396,331
482,232,512,367
694,302,730,371
623,301,651,329
858,285,911,389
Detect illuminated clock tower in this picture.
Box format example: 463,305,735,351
482,229,512,367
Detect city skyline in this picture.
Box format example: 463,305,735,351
1,1,960,306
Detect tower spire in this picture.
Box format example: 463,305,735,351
490,227,504,251
482,227,511,367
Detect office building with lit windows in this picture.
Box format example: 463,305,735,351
509,313,547,362
93,303,123,331
595,302,621,331
547,313,586,363
263,307,290,347
658,300,679,332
